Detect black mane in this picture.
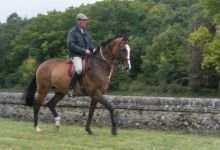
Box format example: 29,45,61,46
101,36,122,47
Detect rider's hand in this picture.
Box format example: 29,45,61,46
85,49,91,54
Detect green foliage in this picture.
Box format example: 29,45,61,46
0,13,28,87
18,57,37,85
1,0,220,94
186,0,220,91
130,37,146,77
188,26,211,49
203,25,220,73
141,24,186,85
10,11,67,65
199,0,220,23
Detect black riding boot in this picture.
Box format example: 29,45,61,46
67,72,80,97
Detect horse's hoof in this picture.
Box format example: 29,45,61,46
53,124,60,131
111,128,117,136
35,126,42,132
88,131,95,136
86,128,95,135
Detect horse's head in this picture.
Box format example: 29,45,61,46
100,35,131,72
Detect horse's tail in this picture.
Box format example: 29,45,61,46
23,75,37,106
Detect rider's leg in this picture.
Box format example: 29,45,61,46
67,57,82,97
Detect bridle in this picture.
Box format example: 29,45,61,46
98,42,130,65
115,43,131,63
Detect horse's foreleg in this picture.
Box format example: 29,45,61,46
85,99,97,135
47,92,65,131
98,97,117,135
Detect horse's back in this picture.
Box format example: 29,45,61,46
37,58,67,76
36,58,91,96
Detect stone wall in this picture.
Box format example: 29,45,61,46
1,92,220,132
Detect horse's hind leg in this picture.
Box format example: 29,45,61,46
34,100,42,132
85,99,97,135
34,92,48,132
47,92,65,131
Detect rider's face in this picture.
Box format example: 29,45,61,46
76,19,87,29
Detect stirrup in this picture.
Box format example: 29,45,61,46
67,89,76,97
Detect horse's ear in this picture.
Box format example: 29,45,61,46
122,34,129,42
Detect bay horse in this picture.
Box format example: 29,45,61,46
24,35,131,135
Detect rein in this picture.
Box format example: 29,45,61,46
90,54,113,65
86,47,114,65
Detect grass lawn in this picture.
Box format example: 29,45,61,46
0,118,220,150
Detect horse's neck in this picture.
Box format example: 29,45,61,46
100,45,112,61
92,47,114,75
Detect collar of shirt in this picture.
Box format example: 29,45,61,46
76,26,85,33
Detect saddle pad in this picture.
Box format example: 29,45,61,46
66,59,89,77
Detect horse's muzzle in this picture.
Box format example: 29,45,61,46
122,65,131,72
125,67,130,72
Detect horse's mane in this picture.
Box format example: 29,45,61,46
101,36,122,47
93,36,122,55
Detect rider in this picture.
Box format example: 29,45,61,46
67,13,94,97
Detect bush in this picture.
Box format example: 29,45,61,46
119,80,145,92
167,84,189,94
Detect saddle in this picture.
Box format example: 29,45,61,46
66,59,89,78
66,58,90,95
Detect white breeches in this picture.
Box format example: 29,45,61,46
70,56,82,74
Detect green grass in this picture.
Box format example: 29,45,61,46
106,90,220,98
0,118,220,150
0,85,24,93
1,85,220,98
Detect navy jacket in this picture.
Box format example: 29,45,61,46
67,26,94,57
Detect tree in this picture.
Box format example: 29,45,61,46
203,25,220,75
141,24,187,85
3,0,219,94
187,0,220,90
0,13,28,87
18,57,37,85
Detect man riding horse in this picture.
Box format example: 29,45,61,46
67,13,94,97
24,13,131,135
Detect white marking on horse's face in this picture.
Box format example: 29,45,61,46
125,44,131,70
